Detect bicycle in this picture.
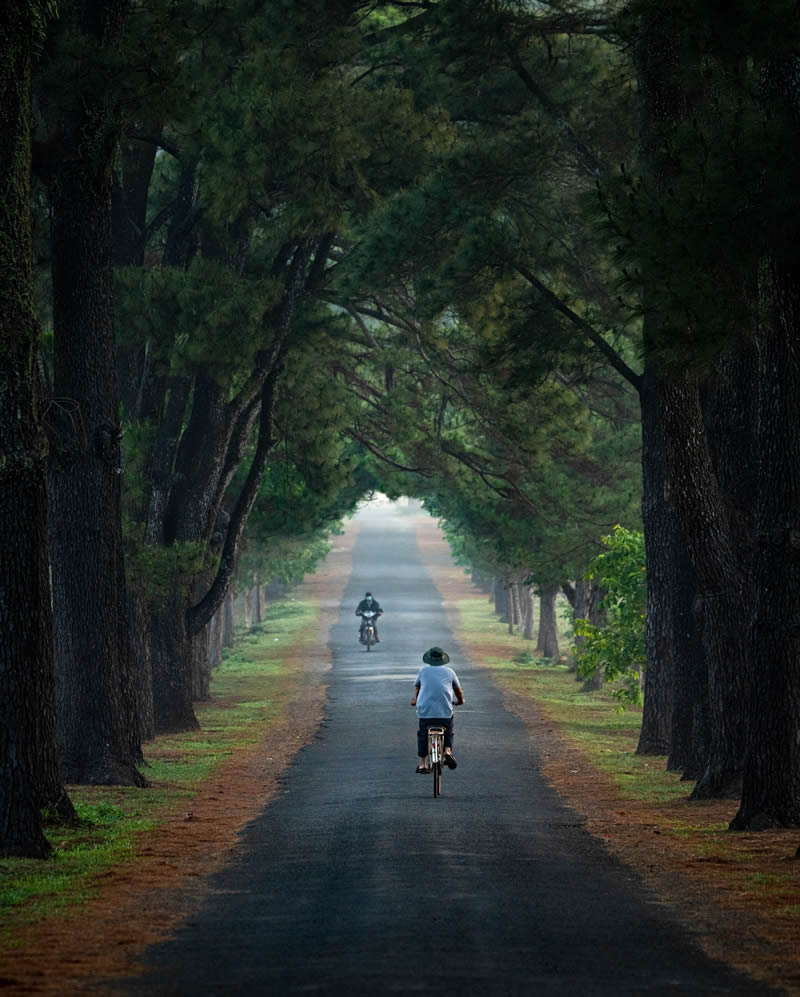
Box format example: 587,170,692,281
427,725,447,798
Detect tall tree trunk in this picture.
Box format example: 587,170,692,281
0,1,75,855
637,369,681,754
250,585,260,626
151,592,197,733
112,127,158,415
153,247,309,727
732,253,800,828
506,580,515,634
254,575,263,625
510,581,521,634
658,368,749,798
209,610,223,670
537,585,560,659
521,584,534,641
191,625,211,701
47,157,144,786
569,578,588,674
222,590,235,647
129,588,154,742
493,576,506,618
635,15,728,780
41,0,144,785
499,575,510,622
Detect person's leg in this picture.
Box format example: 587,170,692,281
416,719,429,771
443,717,457,768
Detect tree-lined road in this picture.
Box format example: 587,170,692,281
118,503,768,995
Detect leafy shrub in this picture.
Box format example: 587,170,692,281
573,525,645,706
512,650,535,665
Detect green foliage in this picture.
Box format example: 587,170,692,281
123,519,208,600
573,526,646,706
115,263,284,386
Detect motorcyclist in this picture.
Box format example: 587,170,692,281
355,591,383,643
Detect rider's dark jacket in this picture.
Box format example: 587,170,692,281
356,597,382,616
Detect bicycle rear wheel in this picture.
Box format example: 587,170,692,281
433,761,442,798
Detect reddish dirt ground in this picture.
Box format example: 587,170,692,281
415,517,800,997
3,514,799,995
0,525,358,996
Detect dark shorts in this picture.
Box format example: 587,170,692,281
417,716,454,756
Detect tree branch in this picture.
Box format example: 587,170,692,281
346,428,433,475
515,263,642,390
508,54,605,179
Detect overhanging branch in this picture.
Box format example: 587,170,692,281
516,264,642,391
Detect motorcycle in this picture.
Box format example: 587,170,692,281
358,610,380,651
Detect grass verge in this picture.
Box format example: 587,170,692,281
0,597,316,943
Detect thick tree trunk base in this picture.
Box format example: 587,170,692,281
689,768,741,801
0,829,51,860
60,757,149,788
729,807,800,832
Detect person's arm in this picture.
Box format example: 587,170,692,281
453,684,465,706
411,681,420,707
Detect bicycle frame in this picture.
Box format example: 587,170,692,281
427,726,446,798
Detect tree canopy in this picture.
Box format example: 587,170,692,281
4,0,800,854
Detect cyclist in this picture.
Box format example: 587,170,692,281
411,646,464,773
355,591,383,643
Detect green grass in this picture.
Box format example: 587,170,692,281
0,596,317,942
0,801,155,938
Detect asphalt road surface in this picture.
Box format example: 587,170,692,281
118,501,770,996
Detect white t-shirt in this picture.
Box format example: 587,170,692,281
414,664,461,718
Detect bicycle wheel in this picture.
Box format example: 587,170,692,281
366,628,372,651
433,761,442,798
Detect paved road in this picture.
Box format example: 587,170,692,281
119,501,769,996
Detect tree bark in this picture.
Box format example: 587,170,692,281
40,0,144,786
637,370,679,754
632,12,742,787
658,368,748,798
191,625,211,701
506,580,515,634
510,581,521,634
222,590,235,647
731,253,800,828
521,584,534,640
129,588,154,742
569,578,587,675
209,611,223,669
151,591,198,732
493,576,506,618
46,150,145,786
254,576,263,625
0,1,75,855
112,128,158,415
537,585,560,659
